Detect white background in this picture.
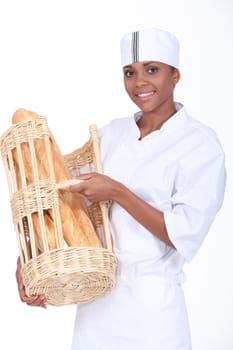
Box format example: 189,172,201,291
0,0,232,349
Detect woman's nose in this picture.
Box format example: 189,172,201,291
135,72,147,87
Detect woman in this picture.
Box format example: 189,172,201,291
16,28,226,349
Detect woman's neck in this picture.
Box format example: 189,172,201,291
137,103,177,139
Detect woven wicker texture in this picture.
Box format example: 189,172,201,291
0,115,117,306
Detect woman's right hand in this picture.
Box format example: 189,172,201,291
16,257,47,309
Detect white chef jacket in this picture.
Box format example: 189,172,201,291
71,103,226,350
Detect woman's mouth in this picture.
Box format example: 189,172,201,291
136,91,155,99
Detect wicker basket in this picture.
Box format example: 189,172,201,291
0,115,117,306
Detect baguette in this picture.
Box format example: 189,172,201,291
12,108,102,250
12,145,57,251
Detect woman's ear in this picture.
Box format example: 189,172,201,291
172,68,180,86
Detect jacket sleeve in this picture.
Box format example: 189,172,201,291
164,139,226,262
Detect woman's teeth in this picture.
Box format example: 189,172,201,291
137,91,154,97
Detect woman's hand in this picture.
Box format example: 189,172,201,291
16,257,47,309
70,173,122,203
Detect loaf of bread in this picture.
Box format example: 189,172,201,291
12,108,102,251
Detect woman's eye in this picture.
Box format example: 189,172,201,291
124,70,134,77
148,66,159,74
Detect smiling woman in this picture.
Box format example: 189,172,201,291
14,27,226,350
67,27,226,350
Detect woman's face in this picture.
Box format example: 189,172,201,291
123,61,180,114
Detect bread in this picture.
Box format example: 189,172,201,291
12,108,102,251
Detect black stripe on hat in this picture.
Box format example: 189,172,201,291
131,31,139,63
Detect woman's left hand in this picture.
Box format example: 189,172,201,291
70,173,121,203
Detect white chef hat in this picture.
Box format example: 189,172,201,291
120,27,180,68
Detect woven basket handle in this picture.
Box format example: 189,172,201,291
56,179,84,190
89,125,113,251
